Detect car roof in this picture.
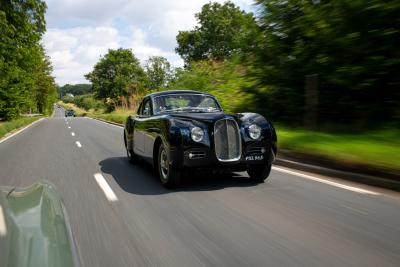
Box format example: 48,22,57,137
146,90,215,99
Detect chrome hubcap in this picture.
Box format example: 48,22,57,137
160,149,169,179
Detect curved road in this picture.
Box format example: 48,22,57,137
0,108,399,266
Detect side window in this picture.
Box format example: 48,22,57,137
143,100,151,116
137,102,143,115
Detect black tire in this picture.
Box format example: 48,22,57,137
247,164,272,183
158,144,181,188
124,134,137,164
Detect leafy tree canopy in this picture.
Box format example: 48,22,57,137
252,0,400,124
144,56,173,90
59,84,92,96
0,0,56,120
85,48,147,106
176,1,260,62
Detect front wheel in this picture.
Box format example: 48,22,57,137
247,164,272,183
158,144,181,188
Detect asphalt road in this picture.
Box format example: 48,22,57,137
1,107,400,266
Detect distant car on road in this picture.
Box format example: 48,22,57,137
124,90,277,187
65,109,75,117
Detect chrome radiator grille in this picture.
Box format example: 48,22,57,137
214,119,241,161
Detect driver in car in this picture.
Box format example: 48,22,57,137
154,97,167,114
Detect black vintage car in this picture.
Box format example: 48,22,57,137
124,90,277,187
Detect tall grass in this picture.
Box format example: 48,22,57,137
0,117,41,139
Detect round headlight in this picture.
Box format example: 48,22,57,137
248,124,261,139
191,127,204,142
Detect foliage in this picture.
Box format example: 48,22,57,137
59,84,92,96
34,51,58,115
85,48,147,108
90,113,128,125
59,100,130,124
144,56,173,90
0,0,56,120
253,0,400,125
277,125,400,171
176,1,261,62
167,57,255,113
73,94,105,111
0,116,41,138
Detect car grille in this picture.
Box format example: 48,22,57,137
214,119,241,161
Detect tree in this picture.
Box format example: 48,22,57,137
144,56,172,89
59,84,92,96
253,0,400,125
167,56,255,113
176,1,261,62
34,50,57,114
0,0,51,119
85,48,147,107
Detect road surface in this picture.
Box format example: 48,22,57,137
1,107,399,266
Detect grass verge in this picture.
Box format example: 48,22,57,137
0,117,42,139
277,125,400,172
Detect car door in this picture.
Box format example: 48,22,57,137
133,99,149,156
141,99,158,161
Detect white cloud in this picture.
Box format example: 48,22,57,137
43,0,255,85
43,27,121,85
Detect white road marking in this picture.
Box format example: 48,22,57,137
272,166,380,195
68,126,71,129
0,205,6,236
66,121,69,124
94,173,118,202
86,117,124,128
341,205,368,215
71,132,75,136
0,118,44,144
75,141,82,148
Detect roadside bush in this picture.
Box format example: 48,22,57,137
71,94,105,111
62,95,74,104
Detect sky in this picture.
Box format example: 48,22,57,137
42,0,255,86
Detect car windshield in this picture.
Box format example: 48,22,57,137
153,94,222,115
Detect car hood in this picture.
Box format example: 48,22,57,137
0,182,80,267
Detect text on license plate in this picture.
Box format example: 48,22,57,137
245,155,264,161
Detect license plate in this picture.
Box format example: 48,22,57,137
245,155,264,161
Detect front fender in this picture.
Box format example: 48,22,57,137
236,112,277,156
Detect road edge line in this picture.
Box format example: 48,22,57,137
0,118,44,144
85,116,124,128
274,158,400,192
272,166,380,195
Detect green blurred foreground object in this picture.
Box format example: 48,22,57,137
0,182,80,267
